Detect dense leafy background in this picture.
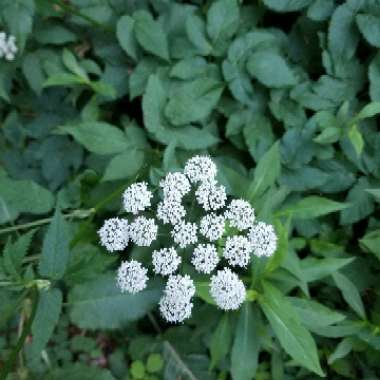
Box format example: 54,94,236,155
1,0,380,379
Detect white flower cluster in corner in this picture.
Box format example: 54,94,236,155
0,32,17,61
97,155,278,323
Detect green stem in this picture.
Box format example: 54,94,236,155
0,209,94,236
47,0,112,32
0,288,39,380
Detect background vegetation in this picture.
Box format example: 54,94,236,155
1,0,380,379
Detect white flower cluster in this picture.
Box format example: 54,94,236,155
0,32,17,61
98,155,278,323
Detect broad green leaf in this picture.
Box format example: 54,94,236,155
356,14,380,48
278,196,349,219
44,73,87,87
289,297,346,332
39,208,70,281
186,15,212,55
263,0,312,12
195,282,215,305
360,229,380,260
347,124,364,155
366,189,380,202
231,303,260,380
210,314,232,369
260,282,324,376
102,150,145,182
246,141,280,201
3,230,35,278
22,53,44,95
307,0,335,21
69,274,161,329
206,0,239,44
34,23,77,45
133,10,169,61
333,272,366,319
31,288,62,355
355,102,380,120
328,338,353,364
301,257,354,282
328,3,359,62
117,15,139,60
164,78,223,126
0,176,54,224
247,50,297,88
58,122,129,155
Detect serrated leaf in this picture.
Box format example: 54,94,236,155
39,208,70,280
57,122,129,155
164,79,223,126
278,196,349,219
333,272,366,319
31,288,62,355
102,149,144,182
231,304,260,380
134,11,169,61
260,282,324,377
69,274,161,329
117,15,139,60
247,50,297,88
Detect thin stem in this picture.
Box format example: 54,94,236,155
47,0,112,32
0,288,39,380
0,209,94,236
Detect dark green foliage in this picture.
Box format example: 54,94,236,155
1,0,380,380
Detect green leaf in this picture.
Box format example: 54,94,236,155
31,288,62,355
117,15,139,60
289,297,346,332
39,208,70,281
57,122,129,155
347,124,364,155
278,196,349,219
22,52,45,95
186,15,212,55
366,189,380,202
206,0,239,44
133,10,169,61
263,0,312,12
333,272,366,319
210,314,232,370
247,50,297,88
301,257,354,282
164,78,224,126
0,176,54,224
44,73,86,87
69,274,161,329
260,282,324,377
356,14,380,48
102,149,145,182
195,282,215,305
328,338,353,364
231,303,260,380
246,141,280,201
355,102,380,120
48,363,116,380
360,229,380,260
369,52,380,101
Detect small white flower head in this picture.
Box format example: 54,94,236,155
225,199,255,231
129,216,158,247
98,218,129,252
152,247,181,276
116,260,148,294
171,221,198,248
164,274,196,299
223,235,252,267
184,155,217,183
0,32,18,61
199,213,225,241
159,295,193,323
157,199,186,225
195,180,227,211
191,244,219,274
248,222,278,257
122,182,153,215
210,268,246,310
160,172,191,201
